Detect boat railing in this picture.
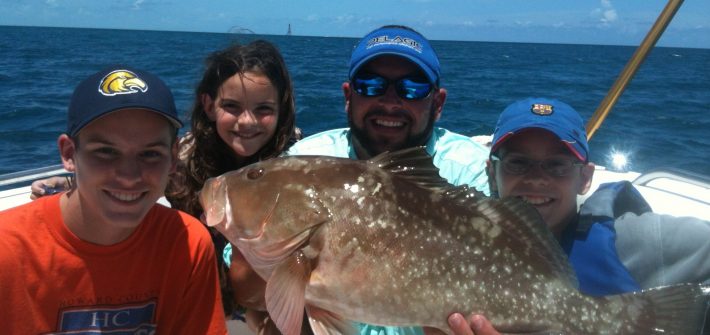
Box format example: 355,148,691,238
0,164,69,189
632,168,710,206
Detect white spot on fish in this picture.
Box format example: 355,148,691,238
373,182,382,194
344,183,360,193
488,224,502,238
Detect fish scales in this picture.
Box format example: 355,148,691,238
200,147,709,335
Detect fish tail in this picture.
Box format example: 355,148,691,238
612,283,709,334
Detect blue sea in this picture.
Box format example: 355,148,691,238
1,25,708,177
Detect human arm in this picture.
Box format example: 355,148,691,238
615,212,710,288
228,244,292,334
29,175,73,199
229,247,268,309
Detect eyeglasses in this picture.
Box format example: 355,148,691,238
491,154,585,177
351,73,434,100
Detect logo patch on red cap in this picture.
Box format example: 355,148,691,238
531,103,553,116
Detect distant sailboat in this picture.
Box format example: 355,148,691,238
287,24,292,36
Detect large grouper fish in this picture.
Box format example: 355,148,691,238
199,147,709,335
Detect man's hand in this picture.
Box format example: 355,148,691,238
30,176,72,200
448,313,500,335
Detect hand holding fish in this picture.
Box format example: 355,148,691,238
447,314,500,335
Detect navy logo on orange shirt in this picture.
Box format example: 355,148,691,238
98,70,148,96
54,300,156,333
531,103,553,116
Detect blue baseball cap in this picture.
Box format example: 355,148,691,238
67,65,182,136
491,97,589,162
348,26,441,85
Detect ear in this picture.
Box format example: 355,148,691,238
432,88,447,121
342,82,352,115
58,134,77,173
578,162,595,195
202,93,217,122
485,159,498,197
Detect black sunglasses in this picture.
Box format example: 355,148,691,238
491,154,585,177
351,73,434,100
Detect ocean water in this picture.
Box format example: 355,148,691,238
1,25,708,177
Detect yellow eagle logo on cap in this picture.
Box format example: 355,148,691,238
98,70,148,96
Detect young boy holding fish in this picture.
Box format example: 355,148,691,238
0,66,226,334
449,97,710,335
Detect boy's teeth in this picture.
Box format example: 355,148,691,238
110,192,141,202
521,196,551,205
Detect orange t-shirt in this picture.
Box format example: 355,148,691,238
0,194,227,334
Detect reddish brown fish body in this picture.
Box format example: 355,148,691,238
200,148,709,335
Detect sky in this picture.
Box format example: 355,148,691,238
1,0,708,49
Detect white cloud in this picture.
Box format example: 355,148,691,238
602,9,618,23
334,14,355,24
514,20,532,27
132,0,144,10
596,0,618,24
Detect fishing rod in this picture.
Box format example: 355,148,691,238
585,0,684,141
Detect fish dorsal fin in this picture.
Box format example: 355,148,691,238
369,147,487,200
474,196,579,288
368,146,452,190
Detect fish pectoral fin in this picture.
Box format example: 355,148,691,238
265,250,311,335
306,305,357,335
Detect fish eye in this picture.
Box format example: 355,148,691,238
246,168,264,180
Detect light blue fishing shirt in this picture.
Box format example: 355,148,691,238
285,127,490,194
224,127,490,334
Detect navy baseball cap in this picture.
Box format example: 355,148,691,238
491,97,589,162
348,26,441,85
67,65,182,136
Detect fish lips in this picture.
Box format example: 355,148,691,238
200,176,232,232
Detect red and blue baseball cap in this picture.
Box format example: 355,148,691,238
491,97,589,162
348,26,441,85
67,65,182,136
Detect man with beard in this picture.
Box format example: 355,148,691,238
228,25,491,335
286,25,490,194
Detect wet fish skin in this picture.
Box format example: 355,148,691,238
200,147,710,335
